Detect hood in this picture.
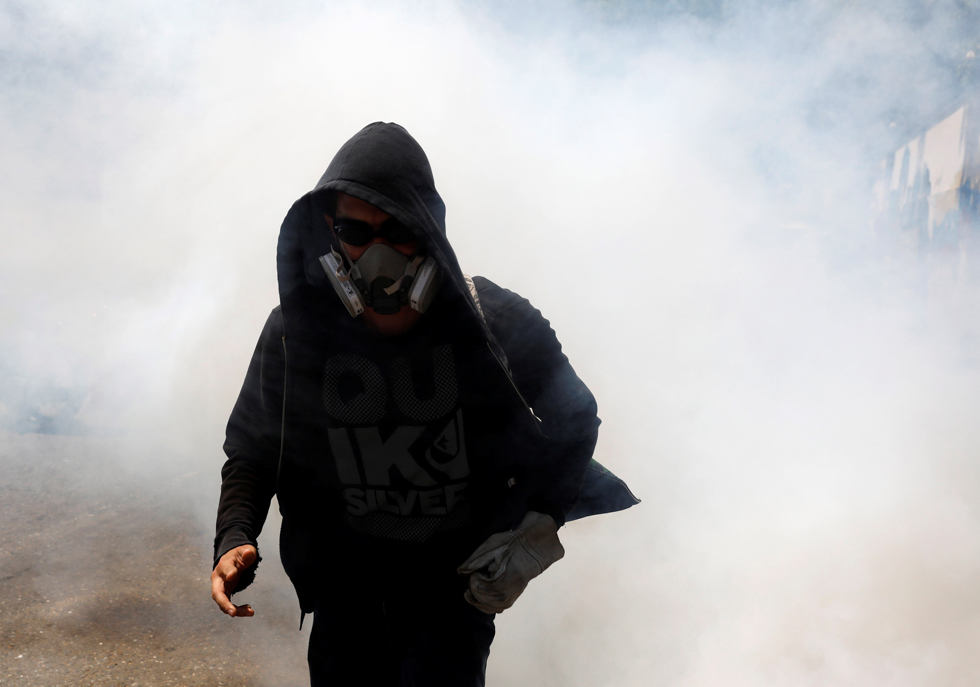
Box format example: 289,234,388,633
314,121,448,239
276,122,507,363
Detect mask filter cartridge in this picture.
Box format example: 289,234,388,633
319,243,442,318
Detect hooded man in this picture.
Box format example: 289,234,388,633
211,122,637,686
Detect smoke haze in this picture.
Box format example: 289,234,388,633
3,0,980,684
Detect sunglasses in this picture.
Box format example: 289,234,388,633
333,218,416,246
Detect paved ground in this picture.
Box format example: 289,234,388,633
0,431,310,686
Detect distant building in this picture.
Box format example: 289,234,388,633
873,103,980,296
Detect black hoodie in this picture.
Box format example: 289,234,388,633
214,123,636,612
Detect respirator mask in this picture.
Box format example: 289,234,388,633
318,217,442,318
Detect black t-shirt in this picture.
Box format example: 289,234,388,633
281,290,525,573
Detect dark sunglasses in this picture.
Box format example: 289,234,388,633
333,218,416,246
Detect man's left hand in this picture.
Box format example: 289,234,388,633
457,511,564,614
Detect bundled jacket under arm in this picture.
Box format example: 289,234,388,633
473,277,599,526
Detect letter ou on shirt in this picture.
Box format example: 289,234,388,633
321,344,457,424
321,344,467,492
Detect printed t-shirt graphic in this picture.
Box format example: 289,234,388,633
321,342,471,542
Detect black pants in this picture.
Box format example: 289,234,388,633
308,584,496,687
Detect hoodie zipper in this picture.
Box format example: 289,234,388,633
463,274,545,436
485,341,545,436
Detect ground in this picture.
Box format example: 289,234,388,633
0,431,310,687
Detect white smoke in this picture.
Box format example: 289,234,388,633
3,0,980,685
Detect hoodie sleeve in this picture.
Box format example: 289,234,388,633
213,307,285,589
476,279,600,527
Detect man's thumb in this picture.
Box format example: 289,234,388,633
238,547,257,569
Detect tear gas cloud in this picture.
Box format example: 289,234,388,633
3,0,980,684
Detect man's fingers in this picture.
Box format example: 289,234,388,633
458,548,503,574
463,590,499,615
219,562,240,586
458,536,512,574
231,603,254,617
211,576,255,618
211,577,237,615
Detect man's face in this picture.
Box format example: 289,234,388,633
325,191,423,336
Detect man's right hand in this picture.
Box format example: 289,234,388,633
211,544,257,617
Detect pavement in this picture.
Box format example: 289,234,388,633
0,431,310,687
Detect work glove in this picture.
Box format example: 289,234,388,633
457,511,564,614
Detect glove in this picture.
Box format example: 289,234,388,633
457,511,564,614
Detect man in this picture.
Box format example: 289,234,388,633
211,122,636,686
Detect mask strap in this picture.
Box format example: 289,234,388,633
336,241,363,283
382,254,425,295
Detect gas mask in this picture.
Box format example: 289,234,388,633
319,242,442,318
